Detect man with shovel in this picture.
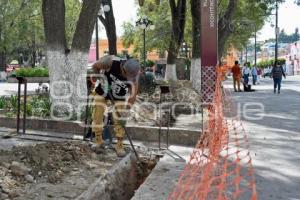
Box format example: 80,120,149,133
90,55,140,157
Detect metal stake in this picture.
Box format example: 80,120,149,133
17,79,21,133
23,79,27,134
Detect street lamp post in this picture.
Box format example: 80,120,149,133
275,0,279,66
95,5,110,60
136,16,155,68
254,25,257,66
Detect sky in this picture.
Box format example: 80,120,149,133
97,0,137,39
258,0,300,41
97,0,300,42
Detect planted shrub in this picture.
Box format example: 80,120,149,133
0,97,6,109
14,67,49,77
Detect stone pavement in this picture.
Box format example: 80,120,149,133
225,75,300,200
132,145,193,200
0,82,44,96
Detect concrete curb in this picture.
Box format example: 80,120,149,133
132,146,193,200
0,116,200,146
7,77,49,83
76,153,138,200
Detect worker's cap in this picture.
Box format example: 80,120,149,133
123,59,140,83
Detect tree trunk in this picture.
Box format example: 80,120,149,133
190,0,201,92
99,0,117,55
165,41,177,80
218,0,238,60
0,22,6,71
0,51,6,71
42,0,101,117
165,0,187,81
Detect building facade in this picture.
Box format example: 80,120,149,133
286,41,300,75
88,38,163,64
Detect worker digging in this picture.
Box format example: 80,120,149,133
89,55,140,157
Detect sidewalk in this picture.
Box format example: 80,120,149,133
0,82,43,96
225,76,300,200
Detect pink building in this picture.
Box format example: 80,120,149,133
287,41,300,75
88,43,96,64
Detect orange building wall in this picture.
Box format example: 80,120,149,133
223,48,239,67
97,38,161,61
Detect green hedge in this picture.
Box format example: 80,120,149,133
257,58,286,68
14,67,49,77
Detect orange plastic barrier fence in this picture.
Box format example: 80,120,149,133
168,68,257,200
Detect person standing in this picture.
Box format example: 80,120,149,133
231,61,242,92
90,55,140,157
271,63,286,94
242,62,250,85
257,67,262,84
251,65,258,85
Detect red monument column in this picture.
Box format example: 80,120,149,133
201,0,218,104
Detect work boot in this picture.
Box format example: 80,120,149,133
91,143,106,154
90,134,105,154
115,138,126,157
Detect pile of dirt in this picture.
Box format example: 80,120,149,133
130,80,202,126
0,142,120,200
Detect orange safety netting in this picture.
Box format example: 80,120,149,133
168,67,257,200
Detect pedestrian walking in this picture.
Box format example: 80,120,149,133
251,66,258,85
242,63,250,85
231,61,242,92
257,67,262,84
271,62,286,94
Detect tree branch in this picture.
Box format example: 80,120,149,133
218,0,238,58
98,15,106,28
71,0,101,52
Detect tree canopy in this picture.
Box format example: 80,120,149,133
279,28,300,44
122,0,285,60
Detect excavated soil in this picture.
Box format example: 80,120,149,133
0,141,121,200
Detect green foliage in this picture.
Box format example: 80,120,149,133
122,0,172,56
257,58,286,68
123,0,281,59
141,59,155,69
0,0,81,63
0,0,43,60
14,67,49,77
29,95,51,117
222,0,271,53
279,28,300,44
65,0,82,48
1,95,51,117
0,96,6,109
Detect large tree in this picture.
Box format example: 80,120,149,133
0,0,42,70
98,0,117,55
42,0,101,115
190,0,201,92
164,0,187,81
